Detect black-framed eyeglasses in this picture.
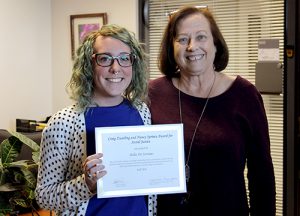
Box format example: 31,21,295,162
92,53,136,67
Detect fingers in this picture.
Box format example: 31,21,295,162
85,159,104,172
94,169,107,179
83,153,103,168
83,153,107,181
87,164,106,179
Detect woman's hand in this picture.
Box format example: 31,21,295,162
83,153,107,193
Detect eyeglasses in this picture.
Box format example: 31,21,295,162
167,5,208,18
92,53,136,67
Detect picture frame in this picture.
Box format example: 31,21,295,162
70,13,108,58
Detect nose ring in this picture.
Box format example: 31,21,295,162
113,70,119,75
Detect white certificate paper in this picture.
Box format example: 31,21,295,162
95,124,186,198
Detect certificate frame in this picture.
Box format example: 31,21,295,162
95,124,186,198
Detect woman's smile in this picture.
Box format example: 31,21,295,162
186,54,205,61
105,77,124,83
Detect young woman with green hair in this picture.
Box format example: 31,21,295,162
35,24,157,216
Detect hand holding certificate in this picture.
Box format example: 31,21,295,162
95,124,186,198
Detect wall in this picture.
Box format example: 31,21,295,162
51,0,139,113
0,0,138,130
0,0,52,130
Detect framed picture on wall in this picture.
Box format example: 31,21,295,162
70,13,108,58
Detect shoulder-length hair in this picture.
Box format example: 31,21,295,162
159,6,229,78
67,24,148,110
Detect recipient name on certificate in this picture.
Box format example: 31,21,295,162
95,124,186,198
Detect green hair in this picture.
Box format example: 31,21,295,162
67,24,148,110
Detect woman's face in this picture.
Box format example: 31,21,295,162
92,36,133,106
173,13,216,76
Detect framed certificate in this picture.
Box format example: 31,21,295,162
95,124,186,198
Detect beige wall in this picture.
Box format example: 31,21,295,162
0,0,52,130
0,0,138,130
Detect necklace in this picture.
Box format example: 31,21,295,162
178,73,216,183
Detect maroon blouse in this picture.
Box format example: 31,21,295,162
149,75,276,216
